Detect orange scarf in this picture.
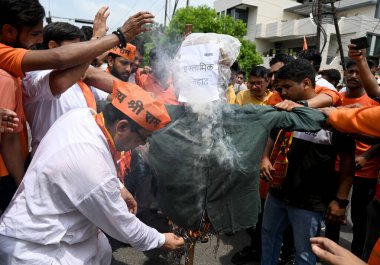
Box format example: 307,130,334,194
94,113,123,180
270,130,294,188
77,80,97,111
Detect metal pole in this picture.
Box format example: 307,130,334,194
331,1,346,70
186,0,190,7
316,0,322,52
164,0,168,27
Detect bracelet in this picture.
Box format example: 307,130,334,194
297,100,309,107
112,28,127,48
333,196,349,208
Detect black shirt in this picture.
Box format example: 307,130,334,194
270,129,355,212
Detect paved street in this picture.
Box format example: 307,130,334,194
110,208,354,265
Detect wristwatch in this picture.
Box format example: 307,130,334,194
333,196,349,208
297,100,309,107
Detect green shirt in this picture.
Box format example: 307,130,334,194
148,103,326,234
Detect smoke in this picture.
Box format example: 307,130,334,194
145,33,243,170
176,33,243,170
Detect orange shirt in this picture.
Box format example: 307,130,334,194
0,43,27,78
141,74,179,105
315,85,342,106
369,237,380,265
0,70,28,176
267,85,342,106
339,92,380,178
329,106,380,137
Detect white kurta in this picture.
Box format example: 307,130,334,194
22,70,109,156
0,108,165,265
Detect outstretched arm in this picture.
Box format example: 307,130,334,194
48,6,110,96
271,100,326,132
321,106,380,137
21,11,154,73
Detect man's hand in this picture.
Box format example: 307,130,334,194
325,200,347,224
260,156,274,182
348,43,366,62
0,108,19,134
119,11,155,42
274,100,304,112
161,233,185,250
310,237,367,265
318,107,336,120
120,187,137,214
355,156,367,170
340,103,363,109
92,6,110,39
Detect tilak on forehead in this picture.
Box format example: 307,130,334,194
108,43,136,61
111,80,171,131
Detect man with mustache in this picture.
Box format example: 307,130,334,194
337,59,380,258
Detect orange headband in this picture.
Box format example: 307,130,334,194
108,44,136,61
111,80,171,131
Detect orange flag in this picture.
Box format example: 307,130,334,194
303,35,308,50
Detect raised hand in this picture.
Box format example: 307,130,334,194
92,6,110,39
119,11,155,42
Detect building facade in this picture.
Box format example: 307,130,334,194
214,0,380,70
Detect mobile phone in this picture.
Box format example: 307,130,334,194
351,37,369,50
185,24,192,35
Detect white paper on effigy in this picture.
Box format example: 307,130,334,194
178,43,220,103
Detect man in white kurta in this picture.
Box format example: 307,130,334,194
0,82,183,264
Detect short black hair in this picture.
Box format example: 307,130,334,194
249,66,269,79
345,58,375,70
319,69,341,86
368,56,379,68
81,26,93,41
297,49,322,72
108,52,120,60
0,0,45,30
103,103,143,132
276,59,316,87
269,53,295,67
42,22,84,49
236,70,246,77
345,59,356,69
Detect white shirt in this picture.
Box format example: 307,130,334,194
22,70,108,156
128,72,136,84
315,75,337,91
0,108,165,265
233,83,247,93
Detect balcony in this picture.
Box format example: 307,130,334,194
255,17,316,40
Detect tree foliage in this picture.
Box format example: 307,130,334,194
141,5,263,73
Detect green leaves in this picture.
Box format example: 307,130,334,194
140,5,262,74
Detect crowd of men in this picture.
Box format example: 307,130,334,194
0,0,380,265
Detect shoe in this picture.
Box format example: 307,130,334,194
231,246,260,265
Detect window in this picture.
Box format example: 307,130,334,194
226,7,248,24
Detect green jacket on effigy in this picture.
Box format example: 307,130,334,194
148,103,326,234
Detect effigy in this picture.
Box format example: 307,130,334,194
146,34,325,241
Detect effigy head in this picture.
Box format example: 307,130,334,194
173,33,241,104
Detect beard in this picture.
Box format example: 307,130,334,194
110,68,130,82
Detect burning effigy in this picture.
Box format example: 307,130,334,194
146,33,325,240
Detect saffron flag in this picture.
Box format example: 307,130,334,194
303,35,308,50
